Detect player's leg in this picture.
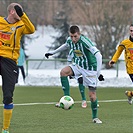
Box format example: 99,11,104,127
56,65,81,107
60,64,81,95
15,66,19,84
77,77,87,108
125,74,133,104
125,90,133,104
78,77,86,100
20,66,26,82
55,66,73,107
60,66,73,96
89,87,102,123
1,57,18,132
83,70,102,123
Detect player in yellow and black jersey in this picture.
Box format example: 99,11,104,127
109,24,133,105
0,3,35,133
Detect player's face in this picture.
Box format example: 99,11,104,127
130,26,133,38
69,32,80,44
10,8,20,22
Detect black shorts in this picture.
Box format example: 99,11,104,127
0,56,18,104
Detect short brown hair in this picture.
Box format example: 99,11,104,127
69,25,80,34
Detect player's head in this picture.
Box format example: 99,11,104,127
69,25,81,44
129,24,133,38
7,3,23,22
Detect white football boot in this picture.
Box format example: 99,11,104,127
93,118,102,124
55,103,61,108
81,100,87,108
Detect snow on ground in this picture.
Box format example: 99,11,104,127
15,68,133,87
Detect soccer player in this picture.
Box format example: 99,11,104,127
67,49,103,108
45,25,103,123
0,3,35,133
109,24,133,105
16,45,26,84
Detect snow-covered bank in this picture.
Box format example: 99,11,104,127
16,69,133,87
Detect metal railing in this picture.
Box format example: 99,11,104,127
25,58,124,77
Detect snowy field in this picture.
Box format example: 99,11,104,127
14,68,132,87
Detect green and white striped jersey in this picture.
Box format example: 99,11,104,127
66,35,99,71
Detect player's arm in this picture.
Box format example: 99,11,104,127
94,50,102,76
109,44,124,67
21,13,35,34
89,46,102,76
95,53,104,81
45,43,68,58
14,5,35,34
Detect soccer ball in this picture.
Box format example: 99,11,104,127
59,96,74,110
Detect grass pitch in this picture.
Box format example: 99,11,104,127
0,86,133,133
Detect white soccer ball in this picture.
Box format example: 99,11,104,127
59,96,74,110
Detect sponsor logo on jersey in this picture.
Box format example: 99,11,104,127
74,50,83,57
0,32,11,40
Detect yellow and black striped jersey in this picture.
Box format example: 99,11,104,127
0,13,35,62
112,38,133,74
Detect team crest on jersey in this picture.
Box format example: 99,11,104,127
74,50,83,57
11,26,16,31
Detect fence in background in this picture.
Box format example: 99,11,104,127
25,58,125,77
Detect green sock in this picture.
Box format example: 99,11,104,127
79,83,86,100
60,76,70,96
91,99,98,119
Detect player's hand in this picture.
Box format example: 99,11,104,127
45,53,53,58
14,5,23,17
109,60,115,67
98,74,104,81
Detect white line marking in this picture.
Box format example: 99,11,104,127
0,99,128,106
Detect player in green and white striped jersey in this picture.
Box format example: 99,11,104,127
45,25,102,124
67,49,102,108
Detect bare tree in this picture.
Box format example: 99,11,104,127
1,0,133,68
76,0,132,68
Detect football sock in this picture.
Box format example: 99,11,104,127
3,104,13,130
91,99,98,119
60,76,70,96
127,91,133,97
79,83,86,100
130,91,133,96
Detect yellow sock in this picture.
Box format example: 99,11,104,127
128,91,133,97
131,91,133,96
3,109,13,130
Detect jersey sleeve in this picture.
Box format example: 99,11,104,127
112,43,125,62
50,43,68,54
21,13,35,34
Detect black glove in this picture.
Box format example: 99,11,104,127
14,5,23,17
69,76,73,79
98,74,104,81
45,53,53,58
